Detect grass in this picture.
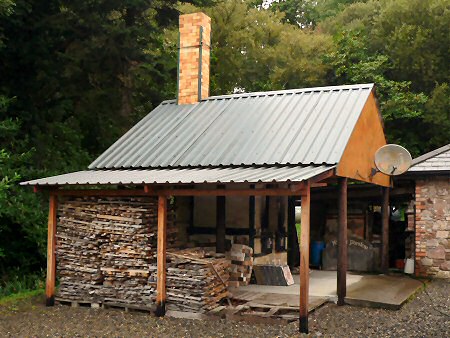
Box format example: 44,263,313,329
0,270,45,302
0,288,44,306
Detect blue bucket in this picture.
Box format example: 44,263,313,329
311,241,325,267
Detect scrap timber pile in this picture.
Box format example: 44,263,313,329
166,248,230,313
56,196,176,307
228,244,253,287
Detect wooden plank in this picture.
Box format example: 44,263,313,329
46,194,57,306
299,181,310,334
155,195,167,316
311,185,412,201
216,192,226,254
166,310,210,320
381,186,390,273
337,177,348,306
336,91,390,187
54,189,147,196
309,168,336,184
162,188,306,197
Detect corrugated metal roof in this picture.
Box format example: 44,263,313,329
409,144,450,172
89,83,374,169
20,165,334,186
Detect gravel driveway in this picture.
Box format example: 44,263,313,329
0,279,448,337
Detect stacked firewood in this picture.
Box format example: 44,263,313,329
166,248,230,313
56,196,176,306
56,200,105,301
228,244,253,287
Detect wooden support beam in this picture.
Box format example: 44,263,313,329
287,196,299,268
216,194,226,253
309,167,336,184
381,186,390,273
163,188,306,197
337,177,348,306
155,195,167,316
46,194,57,306
54,189,148,197
249,185,256,250
299,181,311,334
188,196,194,230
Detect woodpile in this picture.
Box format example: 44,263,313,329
166,248,230,313
228,244,253,287
56,196,176,307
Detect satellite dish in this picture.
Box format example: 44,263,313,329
374,144,412,176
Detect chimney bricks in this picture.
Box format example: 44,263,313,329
178,12,211,105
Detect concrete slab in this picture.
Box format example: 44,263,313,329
229,270,423,311
345,274,423,310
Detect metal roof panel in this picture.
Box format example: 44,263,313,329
409,145,450,172
21,165,335,186
89,83,374,169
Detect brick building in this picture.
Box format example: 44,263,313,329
409,144,450,278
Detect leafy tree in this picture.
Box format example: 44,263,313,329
320,0,449,154
423,83,450,149
325,30,429,155
372,0,450,94
174,0,334,94
0,0,215,283
264,0,319,28
263,0,369,28
0,107,47,274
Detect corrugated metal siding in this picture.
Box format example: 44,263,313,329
89,84,374,169
21,165,334,186
409,146,450,172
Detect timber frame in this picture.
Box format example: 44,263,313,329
42,164,391,334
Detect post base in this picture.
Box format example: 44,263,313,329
46,296,55,306
155,301,166,317
299,315,308,333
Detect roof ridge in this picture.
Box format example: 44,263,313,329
160,83,375,104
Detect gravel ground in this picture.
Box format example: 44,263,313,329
0,279,448,337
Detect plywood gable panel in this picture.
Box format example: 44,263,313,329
336,91,390,187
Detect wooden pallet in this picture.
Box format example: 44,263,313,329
55,297,154,313
56,298,102,309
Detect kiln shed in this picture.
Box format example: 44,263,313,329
21,12,392,333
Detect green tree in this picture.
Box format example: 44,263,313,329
319,0,449,154
174,0,334,94
0,0,214,284
325,30,429,155
424,83,450,149
265,0,319,28
372,0,450,94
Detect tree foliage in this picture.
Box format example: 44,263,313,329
175,0,334,94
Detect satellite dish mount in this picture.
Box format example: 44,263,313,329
371,144,412,178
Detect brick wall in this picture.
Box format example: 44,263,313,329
178,12,211,105
415,176,450,278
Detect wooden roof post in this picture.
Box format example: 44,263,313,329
156,195,167,316
299,181,310,334
381,187,390,273
337,177,348,306
216,186,226,253
46,193,57,306
249,184,256,250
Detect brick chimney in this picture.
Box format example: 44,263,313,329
178,12,211,105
